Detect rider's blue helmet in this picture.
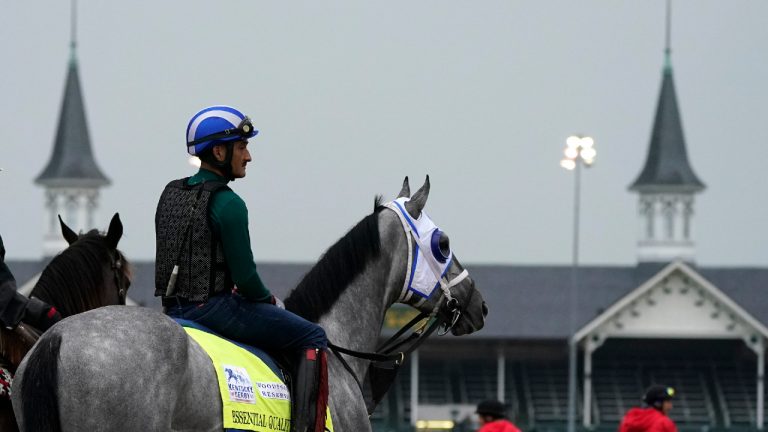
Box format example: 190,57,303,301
185,106,258,156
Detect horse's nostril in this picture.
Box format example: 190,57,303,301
482,302,488,317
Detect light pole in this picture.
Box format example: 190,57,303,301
560,135,596,432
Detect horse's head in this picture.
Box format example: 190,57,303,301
32,213,132,315
60,213,132,307
383,176,487,336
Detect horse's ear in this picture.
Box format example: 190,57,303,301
405,175,430,219
105,213,123,250
59,215,79,245
397,176,410,199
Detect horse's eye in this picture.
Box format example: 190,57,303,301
430,230,450,263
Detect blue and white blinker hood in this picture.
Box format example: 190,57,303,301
386,198,468,305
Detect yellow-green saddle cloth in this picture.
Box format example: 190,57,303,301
179,321,333,432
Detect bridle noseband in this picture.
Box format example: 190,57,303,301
433,269,469,336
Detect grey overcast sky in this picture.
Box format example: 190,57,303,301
1,1,767,266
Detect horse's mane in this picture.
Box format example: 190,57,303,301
31,230,129,317
285,196,385,322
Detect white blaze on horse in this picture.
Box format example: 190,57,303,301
12,176,487,432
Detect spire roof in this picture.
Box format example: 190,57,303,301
629,2,704,194
36,1,109,188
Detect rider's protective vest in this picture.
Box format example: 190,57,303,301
154,178,233,302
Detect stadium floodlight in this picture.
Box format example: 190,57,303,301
561,136,596,167
560,135,596,432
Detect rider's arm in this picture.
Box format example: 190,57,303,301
0,257,25,327
211,192,273,302
0,235,61,330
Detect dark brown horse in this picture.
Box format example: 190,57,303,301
0,213,131,431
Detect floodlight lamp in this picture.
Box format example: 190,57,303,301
580,147,596,161
188,156,202,168
580,136,594,148
560,159,576,170
564,147,579,159
566,135,581,148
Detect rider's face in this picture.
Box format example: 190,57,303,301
662,400,673,415
229,140,251,179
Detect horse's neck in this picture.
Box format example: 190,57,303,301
316,210,406,380
319,256,398,379
33,264,116,317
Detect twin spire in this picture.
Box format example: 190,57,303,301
630,0,704,193
36,0,108,257
36,0,108,189
629,0,705,264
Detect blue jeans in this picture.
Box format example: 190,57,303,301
166,293,327,352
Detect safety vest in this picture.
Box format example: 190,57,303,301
154,178,232,302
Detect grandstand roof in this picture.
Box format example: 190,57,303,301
8,260,768,342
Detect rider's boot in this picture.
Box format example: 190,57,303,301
292,348,328,432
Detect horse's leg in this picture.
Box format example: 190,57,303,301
327,356,372,432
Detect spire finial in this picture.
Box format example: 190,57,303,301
664,0,672,71
69,0,77,64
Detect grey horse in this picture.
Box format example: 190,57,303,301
12,176,487,432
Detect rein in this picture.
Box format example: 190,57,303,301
326,312,444,415
326,271,467,400
328,311,442,365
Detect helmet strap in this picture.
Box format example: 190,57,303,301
219,141,236,182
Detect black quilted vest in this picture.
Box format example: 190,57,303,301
154,178,233,302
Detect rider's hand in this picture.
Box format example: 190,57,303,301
271,295,285,309
25,297,62,331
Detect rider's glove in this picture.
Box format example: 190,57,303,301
24,297,62,331
270,295,285,309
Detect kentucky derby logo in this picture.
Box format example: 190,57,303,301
256,382,290,401
223,365,256,404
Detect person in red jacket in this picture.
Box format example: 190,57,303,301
619,385,678,432
475,400,522,432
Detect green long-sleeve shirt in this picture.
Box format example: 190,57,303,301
187,169,271,302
